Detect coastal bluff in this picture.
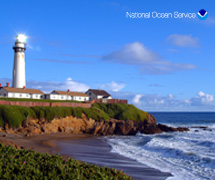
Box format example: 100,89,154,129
0,103,189,136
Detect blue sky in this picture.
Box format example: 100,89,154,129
0,0,215,111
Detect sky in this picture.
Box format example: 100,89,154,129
0,0,215,111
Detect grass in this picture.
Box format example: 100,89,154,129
0,103,148,128
92,103,148,122
0,97,86,103
0,143,132,180
0,105,36,128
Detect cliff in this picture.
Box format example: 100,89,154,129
0,103,189,136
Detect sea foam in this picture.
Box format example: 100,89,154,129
107,128,215,180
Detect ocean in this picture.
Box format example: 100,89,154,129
107,112,215,180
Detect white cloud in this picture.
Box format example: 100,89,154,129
27,77,90,93
190,91,214,106
169,94,174,99
103,42,196,74
63,78,90,92
133,91,214,108
99,81,125,92
112,91,215,111
132,94,143,105
103,42,160,65
167,34,199,47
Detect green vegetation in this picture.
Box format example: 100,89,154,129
92,103,148,122
0,143,132,180
0,97,85,103
0,103,148,128
0,105,36,128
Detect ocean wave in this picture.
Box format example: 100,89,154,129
107,130,215,180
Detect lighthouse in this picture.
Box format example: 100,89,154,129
12,34,27,88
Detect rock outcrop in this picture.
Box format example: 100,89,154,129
1,113,189,136
92,114,189,136
157,124,189,132
16,115,95,136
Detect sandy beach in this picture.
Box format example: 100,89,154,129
0,133,171,180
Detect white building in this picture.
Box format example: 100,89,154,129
0,84,44,99
46,90,89,102
85,89,112,101
12,34,27,88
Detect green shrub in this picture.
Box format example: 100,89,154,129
93,103,148,122
0,105,26,128
0,103,148,128
0,108,4,127
17,106,36,120
31,107,45,120
0,143,132,180
80,107,110,121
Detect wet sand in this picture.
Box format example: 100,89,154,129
1,133,171,180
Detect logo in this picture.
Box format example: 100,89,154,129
197,9,208,20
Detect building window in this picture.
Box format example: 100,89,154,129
61,96,63,99
20,94,22,97
4,94,6,97
41,95,43,99
89,92,91,95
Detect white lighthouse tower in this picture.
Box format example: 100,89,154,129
12,34,27,88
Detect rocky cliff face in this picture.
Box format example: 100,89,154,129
92,114,188,136
3,113,188,136
15,115,95,136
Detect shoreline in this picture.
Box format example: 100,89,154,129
0,133,171,180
